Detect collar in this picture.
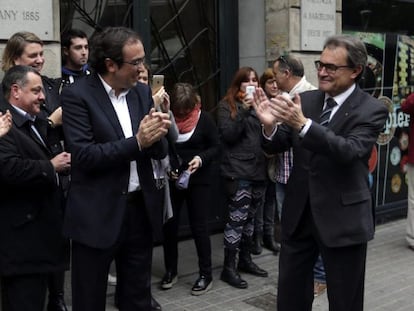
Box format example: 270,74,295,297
98,74,130,99
11,104,35,122
289,76,317,96
325,84,356,107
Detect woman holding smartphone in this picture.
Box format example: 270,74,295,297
218,67,268,289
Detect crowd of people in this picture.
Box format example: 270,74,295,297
0,26,389,311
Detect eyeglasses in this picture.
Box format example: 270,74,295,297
277,55,291,70
122,57,145,67
314,60,353,74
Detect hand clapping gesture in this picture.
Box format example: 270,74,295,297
253,88,307,135
136,108,171,149
0,110,12,138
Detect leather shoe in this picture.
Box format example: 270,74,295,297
191,275,212,296
160,271,177,290
151,295,162,311
263,234,280,253
238,258,268,277
47,293,68,311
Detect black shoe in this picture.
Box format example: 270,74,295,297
151,295,162,311
238,259,268,277
47,293,68,311
191,275,212,296
160,271,177,290
263,234,280,253
220,267,248,289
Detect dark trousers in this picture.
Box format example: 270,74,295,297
163,183,212,277
1,273,48,311
71,191,153,311
277,203,367,311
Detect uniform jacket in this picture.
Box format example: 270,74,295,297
262,87,388,247
0,105,68,276
61,73,168,248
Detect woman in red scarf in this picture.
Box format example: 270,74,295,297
160,83,219,296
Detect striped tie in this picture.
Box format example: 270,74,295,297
320,98,337,127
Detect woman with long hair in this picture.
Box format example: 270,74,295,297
218,67,268,289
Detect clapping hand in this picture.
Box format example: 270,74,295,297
0,110,12,138
136,108,171,149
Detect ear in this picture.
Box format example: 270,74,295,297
10,84,20,100
63,47,69,57
350,65,363,80
104,58,118,73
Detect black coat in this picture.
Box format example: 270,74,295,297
218,100,267,181
0,106,68,276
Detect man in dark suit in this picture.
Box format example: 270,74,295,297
254,35,389,310
61,27,171,310
0,65,70,311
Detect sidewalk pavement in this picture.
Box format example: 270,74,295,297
64,218,414,310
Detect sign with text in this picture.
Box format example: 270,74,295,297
0,0,53,40
301,0,336,51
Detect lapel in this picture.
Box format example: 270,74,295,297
8,105,51,153
328,87,361,129
89,74,125,139
126,87,142,134
303,90,325,121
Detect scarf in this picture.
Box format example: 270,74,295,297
175,103,201,134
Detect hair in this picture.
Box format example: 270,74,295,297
323,34,367,82
276,54,304,77
88,26,141,74
61,28,88,49
61,28,88,64
1,31,43,72
259,68,275,89
2,65,40,100
223,66,259,119
170,83,199,115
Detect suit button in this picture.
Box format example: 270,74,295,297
42,171,48,177
26,214,33,220
122,191,127,195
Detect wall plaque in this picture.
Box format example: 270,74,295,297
0,0,53,40
301,0,336,51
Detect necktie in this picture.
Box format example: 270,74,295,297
319,98,337,127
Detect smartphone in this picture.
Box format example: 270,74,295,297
245,85,256,99
152,75,164,94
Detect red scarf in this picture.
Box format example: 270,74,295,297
175,103,201,134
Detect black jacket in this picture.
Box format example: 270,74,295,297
218,100,267,181
0,105,68,276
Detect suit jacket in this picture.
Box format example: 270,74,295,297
0,105,68,276
262,86,388,247
61,73,168,249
